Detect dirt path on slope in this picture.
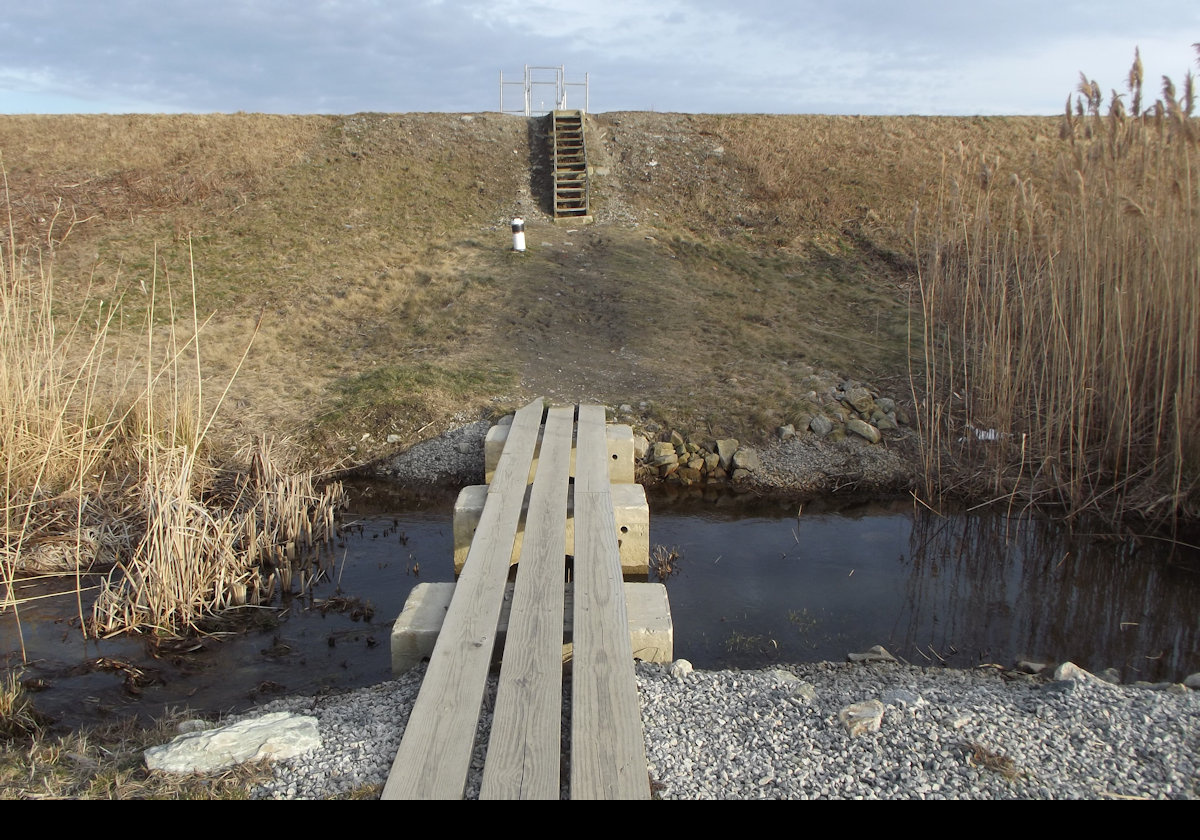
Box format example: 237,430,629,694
491,220,672,405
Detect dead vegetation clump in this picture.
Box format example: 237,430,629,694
0,670,46,740
90,437,346,637
650,544,682,581
965,741,1022,781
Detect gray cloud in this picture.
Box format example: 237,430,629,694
1,1,1197,114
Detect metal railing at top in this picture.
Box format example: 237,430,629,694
500,65,589,116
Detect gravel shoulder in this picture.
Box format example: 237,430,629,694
248,660,1199,800
380,414,917,498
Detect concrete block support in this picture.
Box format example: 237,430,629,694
453,482,649,575
485,422,634,484
391,581,673,674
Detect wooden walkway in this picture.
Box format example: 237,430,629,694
382,400,648,799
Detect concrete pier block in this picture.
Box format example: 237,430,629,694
452,482,649,576
485,422,634,484
391,581,673,674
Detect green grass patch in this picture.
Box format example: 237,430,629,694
314,361,517,441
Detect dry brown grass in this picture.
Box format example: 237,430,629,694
0,115,328,249
719,114,1061,255
913,50,1200,525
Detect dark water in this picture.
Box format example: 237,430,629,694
3,482,1198,729
647,491,1200,679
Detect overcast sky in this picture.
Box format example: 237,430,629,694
2,1,1198,116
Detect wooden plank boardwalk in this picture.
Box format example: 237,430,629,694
382,400,649,800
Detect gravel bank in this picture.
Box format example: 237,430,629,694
379,416,917,499
247,661,1199,800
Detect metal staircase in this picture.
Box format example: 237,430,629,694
551,110,590,221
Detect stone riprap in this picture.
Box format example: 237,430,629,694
381,380,916,497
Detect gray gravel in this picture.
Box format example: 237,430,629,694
749,434,915,496
382,420,490,487
246,660,1199,799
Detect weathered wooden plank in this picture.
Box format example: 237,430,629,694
382,398,544,800
570,404,649,799
480,404,575,800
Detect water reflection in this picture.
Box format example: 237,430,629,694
649,493,1200,681
897,510,1199,681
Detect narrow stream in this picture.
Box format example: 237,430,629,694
3,481,1198,729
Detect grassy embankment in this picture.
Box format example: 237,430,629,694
0,111,1074,454
2,58,1198,792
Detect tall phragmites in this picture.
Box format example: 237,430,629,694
915,48,1200,526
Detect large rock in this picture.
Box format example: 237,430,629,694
847,645,897,664
846,416,882,444
838,700,884,736
144,712,320,774
731,447,761,472
809,414,834,437
648,442,679,467
715,438,739,471
842,386,876,414
633,434,650,460
1054,661,1102,683
669,659,693,679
